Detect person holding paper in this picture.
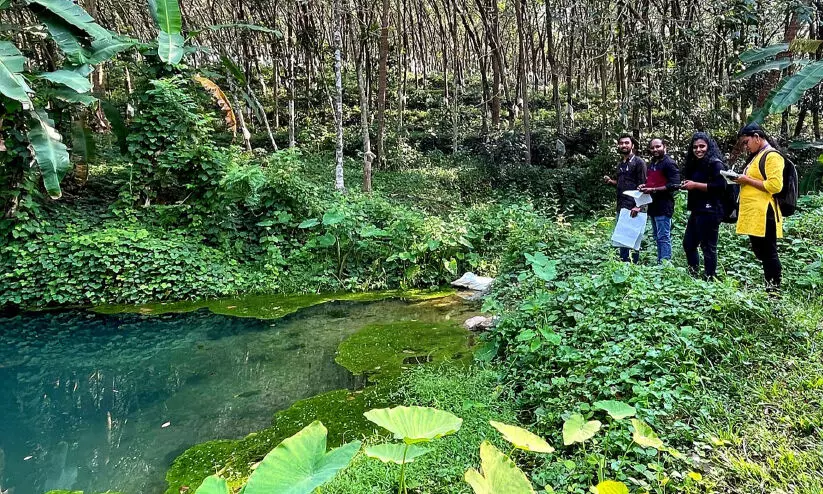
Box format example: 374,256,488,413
639,138,680,263
733,123,784,291
604,134,647,263
681,132,726,280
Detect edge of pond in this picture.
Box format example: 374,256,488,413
162,299,481,494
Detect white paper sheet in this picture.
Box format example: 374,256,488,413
622,189,653,207
611,208,647,250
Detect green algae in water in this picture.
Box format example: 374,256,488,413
164,317,475,494
336,321,472,382
93,289,455,319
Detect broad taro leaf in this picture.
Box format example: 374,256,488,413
0,41,33,106
489,421,554,454
464,441,535,494
593,400,636,420
630,419,664,450
194,475,231,494
765,60,823,115
30,0,112,40
322,210,345,226
38,68,92,93
593,480,630,494
28,110,71,199
739,43,789,64
364,443,430,464
243,421,361,494
364,406,463,445
562,413,601,446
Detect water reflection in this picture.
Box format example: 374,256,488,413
0,297,471,494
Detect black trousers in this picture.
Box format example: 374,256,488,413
750,205,782,288
683,212,721,279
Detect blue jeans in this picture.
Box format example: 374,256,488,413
650,215,672,263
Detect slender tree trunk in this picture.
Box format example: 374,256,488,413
515,0,530,163
376,0,391,168
334,0,345,191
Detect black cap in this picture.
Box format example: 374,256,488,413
737,122,768,138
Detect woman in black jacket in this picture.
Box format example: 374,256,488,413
681,132,727,280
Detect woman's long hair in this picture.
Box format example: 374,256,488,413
684,132,723,176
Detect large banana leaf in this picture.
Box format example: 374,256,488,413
188,23,282,38
193,75,237,134
220,54,247,85
765,60,823,114
243,421,361,494
0,41,33,106
739,43,789,64
87,36,138,64
38,68,93,93
732,59,799,81
101,101,128,154
27,111,71,200
158,31,185,65
149,0,182,34
29,0,112,40
789,38,823,54
51,88,98,105
41,16,89,65
71,120,95,164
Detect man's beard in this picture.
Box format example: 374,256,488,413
618,148,631,155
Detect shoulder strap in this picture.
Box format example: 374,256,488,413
758,149,777,180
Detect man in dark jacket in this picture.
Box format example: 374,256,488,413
639,138,680,263
604,134,647,263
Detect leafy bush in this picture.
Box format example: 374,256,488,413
126,76,222,205
0,224,260,308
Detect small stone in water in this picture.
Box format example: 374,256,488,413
161,421,171,428
23,456,32,460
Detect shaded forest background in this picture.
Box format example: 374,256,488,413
2,0,823,306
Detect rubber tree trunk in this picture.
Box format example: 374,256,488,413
333,0,345,191
376,0,391,168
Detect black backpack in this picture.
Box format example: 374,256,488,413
720,161,741,224
758,150,799,217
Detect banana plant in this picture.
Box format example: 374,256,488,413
735,39,823,120
147,0,280,66
0,0,137,200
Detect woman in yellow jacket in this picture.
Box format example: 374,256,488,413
733,123,784,290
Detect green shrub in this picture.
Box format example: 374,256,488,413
0,224,262,308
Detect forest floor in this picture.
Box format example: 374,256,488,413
21,150,823,494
